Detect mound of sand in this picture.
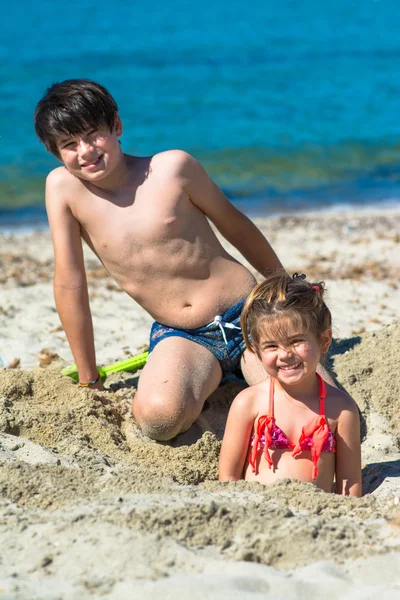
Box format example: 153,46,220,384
1,321,400,598
333,319,400,438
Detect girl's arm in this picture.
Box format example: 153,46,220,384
335,394,362,497
219,389,258,481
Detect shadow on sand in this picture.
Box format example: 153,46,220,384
362,459,400,495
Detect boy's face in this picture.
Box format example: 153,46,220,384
55,116,123,182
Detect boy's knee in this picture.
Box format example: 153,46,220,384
132,393,191,441
138,420,183,442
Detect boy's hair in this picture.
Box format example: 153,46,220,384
241,271,332,356
34,79,118,158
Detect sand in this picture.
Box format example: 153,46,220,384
0,207,400,599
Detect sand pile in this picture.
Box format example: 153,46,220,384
1,321,400,598
332,320,400,497
333,319,400,438
0,368,226,490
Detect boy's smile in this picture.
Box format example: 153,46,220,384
80,154,104,170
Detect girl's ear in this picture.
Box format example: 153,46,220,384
320,328,332,354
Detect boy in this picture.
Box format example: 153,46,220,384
34,79,283,441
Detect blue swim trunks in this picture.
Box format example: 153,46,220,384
149,299,246,376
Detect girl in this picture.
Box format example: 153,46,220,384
219,272,362,496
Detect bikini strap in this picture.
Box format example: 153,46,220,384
316,373,326,416
268,377,275,417
292,374,330,481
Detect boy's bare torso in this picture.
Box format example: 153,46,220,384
54,153,256,328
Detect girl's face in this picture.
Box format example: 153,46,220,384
257,317,332,386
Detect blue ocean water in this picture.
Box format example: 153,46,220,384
1,0,400,225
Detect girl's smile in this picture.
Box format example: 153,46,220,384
278,361,301,371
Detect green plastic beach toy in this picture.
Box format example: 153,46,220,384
61,351,148,383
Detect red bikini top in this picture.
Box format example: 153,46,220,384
249,373,336,481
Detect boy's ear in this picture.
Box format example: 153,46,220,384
320,328,332,354
114,115,122,137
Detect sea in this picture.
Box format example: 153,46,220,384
1,0,400,228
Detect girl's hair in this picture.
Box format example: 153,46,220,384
34,79,118,158
241,271,332,355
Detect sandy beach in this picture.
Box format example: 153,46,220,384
1,207,400,599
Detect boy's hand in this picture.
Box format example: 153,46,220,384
90,380,105,392
79,372,104,392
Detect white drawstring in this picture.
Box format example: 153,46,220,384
210,315,241,345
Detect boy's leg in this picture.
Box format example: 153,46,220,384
240,348,268,385
132,336,223,441
316,362,338,387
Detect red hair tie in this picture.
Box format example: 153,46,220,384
312,285,320,291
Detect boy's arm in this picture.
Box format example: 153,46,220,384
46,171,102,389
334,394,362,497
177,151,284,277
219,390,257,481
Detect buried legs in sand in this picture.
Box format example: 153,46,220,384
132,337,268,442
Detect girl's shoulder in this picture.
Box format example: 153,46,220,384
325,382,359,420
229,379,269,416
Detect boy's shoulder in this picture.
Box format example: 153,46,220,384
149,149,199,181
150,149,194,168
45,166,82,195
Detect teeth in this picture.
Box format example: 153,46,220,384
280,363,300,371
83,156,100,167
